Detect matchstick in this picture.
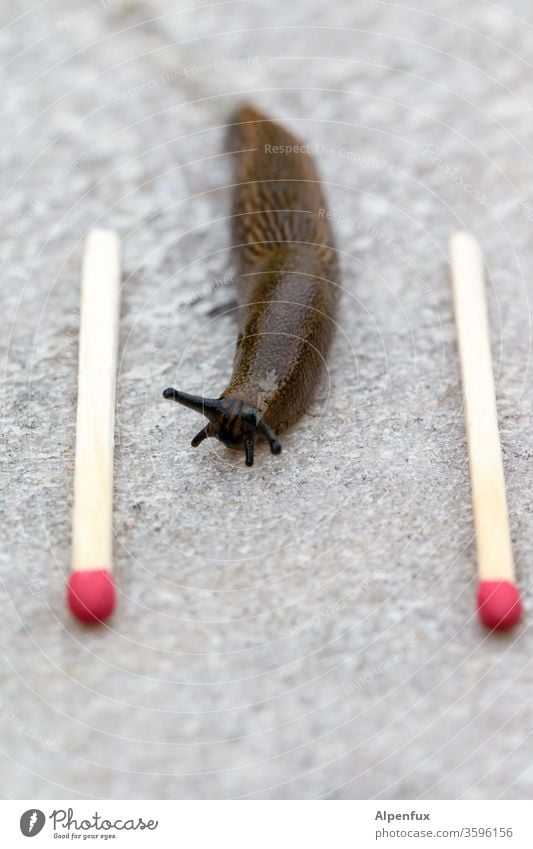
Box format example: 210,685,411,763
449,231,522,630
67,229,121,623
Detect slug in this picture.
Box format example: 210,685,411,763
163,104,340,466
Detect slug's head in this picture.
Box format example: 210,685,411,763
162,388,282,467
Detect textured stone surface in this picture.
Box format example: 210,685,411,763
1,0,532,799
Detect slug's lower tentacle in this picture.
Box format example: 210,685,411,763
244,439,254,467
163,104,340,466
191,424,215,447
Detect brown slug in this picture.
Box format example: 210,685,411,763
163,104,340,466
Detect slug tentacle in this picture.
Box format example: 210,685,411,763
162,385,282,465
245,439,254,468
191,424,215,447
163,103,340,466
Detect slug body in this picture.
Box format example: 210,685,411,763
163,105,340,466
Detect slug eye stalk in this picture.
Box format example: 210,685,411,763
163,387,282,466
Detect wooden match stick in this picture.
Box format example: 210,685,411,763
67,229,121,623
449,231,522,630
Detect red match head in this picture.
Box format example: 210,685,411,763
477,580,522,631
67,569,116,623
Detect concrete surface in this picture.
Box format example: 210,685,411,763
1,0,532,799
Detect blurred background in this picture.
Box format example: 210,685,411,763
1,0,532,798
